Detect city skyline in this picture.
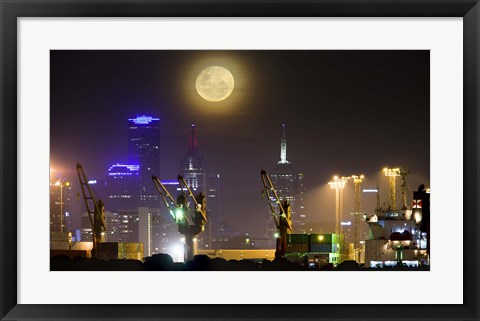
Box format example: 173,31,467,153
50,50,430,237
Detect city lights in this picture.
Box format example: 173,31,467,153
48,51,430,273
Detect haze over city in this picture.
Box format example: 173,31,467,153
50,50,429,238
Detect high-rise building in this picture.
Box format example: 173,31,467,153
178,124,221,249
128,115,160,207
50,179,73,233
105,163,141,211
117,210,139,243
267,124,307,238
105,211,120,242
179,124,206,192
205,172,221,248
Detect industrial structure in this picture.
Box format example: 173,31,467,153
328,176,349,235
285,233,340,266
351,174,365,262
267,124,306,237
49,117,430,270
76,162,107,257
178,124,221,249
67,163,143,261
152,175,208,261
363,167,429,268
383,167,410,211
261,169,292,259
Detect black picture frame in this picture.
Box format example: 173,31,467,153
1,0,478,320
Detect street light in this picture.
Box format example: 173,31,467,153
328,176,349,234
54,179,69,232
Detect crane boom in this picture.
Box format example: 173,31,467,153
178,175,207,223
151,174,207,261
261,169,292,232
261,169,292,259
152,175,180,221
76,162,106,254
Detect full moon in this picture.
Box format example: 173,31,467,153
195,66,235,102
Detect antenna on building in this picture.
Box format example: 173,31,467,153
189,123,198,152
278,123,290,164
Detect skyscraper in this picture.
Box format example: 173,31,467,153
105,163,141,211
128,115,160,207
179,124,221,248
268,124,307,237
179,124,206,192
50,179,73,233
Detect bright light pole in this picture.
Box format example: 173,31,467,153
351,174,364,255
328,176,349,234
54,179,70,232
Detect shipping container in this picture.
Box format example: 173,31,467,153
309,243,333,253
309,234,332,244
288,234,309,244
286,243,309,253
94,242,144,260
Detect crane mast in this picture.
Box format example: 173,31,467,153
152,175,207,261
261,169,292,259
76,162,106,257
383,168,401,211
400,166,411,210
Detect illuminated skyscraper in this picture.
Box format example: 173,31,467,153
179,124,206,192
128,115,160,207
50,178,73,233
105,163,141,211
267,124,307,238
179,124,221,248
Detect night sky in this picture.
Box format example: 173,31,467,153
50,50,430,236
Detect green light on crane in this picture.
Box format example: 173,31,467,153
175,209,184,221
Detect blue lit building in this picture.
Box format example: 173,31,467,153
105,163,141,211
104,164,141,242
128,115,161,207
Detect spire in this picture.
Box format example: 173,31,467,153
188,123,198,152
278,123,290,164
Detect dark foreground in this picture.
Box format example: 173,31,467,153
51,254,430,271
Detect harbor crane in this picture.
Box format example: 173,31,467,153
399,166,411,210
76,162,107,257
383,168,401,211
383,166,410,211
152,175,207,261
260,169,292,259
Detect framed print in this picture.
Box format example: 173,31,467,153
1,0,479,320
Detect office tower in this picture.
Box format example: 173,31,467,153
205,172,221,248
105,211,120,242
178,124,221,248
117,210,139,243
267,124,307,237
128,115,160,207
105,163,141,211
179,124,206,192
50,179,73,233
